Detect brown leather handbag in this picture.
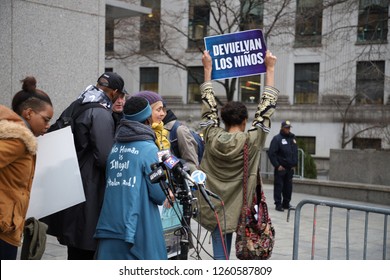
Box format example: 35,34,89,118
235,140,275,260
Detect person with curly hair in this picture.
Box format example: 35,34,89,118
197,50,279,260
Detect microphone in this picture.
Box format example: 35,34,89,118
190,169,207,185
148,163,171,196
161,154,194,200
149,163,166,183
161,154,196,185
190,170,217,211
191,170,221,200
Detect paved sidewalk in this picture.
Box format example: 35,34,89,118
26,183,390,260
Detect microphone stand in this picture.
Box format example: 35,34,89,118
170,171,197,260
150,161,202,259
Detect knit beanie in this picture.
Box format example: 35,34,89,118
133,91,163,107
123,96,152,123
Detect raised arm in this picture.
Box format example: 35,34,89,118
251,50,279,133
200,51,219,128
265,50,277,87
202,51,212,82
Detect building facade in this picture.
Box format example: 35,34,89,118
0,0,150,115
106,0,390,172
1,0,389,174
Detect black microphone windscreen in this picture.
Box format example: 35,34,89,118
161,154,170,163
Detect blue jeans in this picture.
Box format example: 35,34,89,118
0,239,18,260
211,226,232,260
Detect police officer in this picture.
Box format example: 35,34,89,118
268,120,298,212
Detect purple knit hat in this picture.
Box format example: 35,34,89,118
133,91,163,106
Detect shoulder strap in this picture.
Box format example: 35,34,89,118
72,102,103,120
169,121,181,157
69,102,103,129
170,120,181,137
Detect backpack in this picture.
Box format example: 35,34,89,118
48,100,103,133
169,121,204,164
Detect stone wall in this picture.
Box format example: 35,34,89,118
329,149,390,186
0,1,106,115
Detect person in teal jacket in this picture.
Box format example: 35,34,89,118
94,96,167,260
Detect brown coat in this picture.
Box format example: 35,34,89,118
0,105,37,246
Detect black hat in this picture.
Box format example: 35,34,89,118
123,96,152,123
281,120,292,128
97,72,125,93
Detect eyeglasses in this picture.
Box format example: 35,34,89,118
35,112,51,124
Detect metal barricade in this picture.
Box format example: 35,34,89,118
290,199,390,260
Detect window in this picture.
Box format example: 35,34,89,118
187,67,204,103
357,0,388,43
188,0,210,50
140,67,159,92
105,18,114,52
296,136,316,155
240,75,261,103
240,0,264,31
356,61,384,104
353,137,381,150
295,0,322,47
140,0,161,51
294,63,319,104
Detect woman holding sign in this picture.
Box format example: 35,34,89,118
197,50,278,260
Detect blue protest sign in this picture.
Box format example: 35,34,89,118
204,29,267,80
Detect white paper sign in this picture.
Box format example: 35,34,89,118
26,126,85,219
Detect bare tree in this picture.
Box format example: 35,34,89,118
108,0,292,101
383,125,390,147
332,94,387,149
108,0,388,103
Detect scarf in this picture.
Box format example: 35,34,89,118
152,121,170,150
116,119,156,142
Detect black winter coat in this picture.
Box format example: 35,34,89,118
42,85,115,251
268,131,298,169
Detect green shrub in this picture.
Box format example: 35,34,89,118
296,139,317,179
304,152,317,179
